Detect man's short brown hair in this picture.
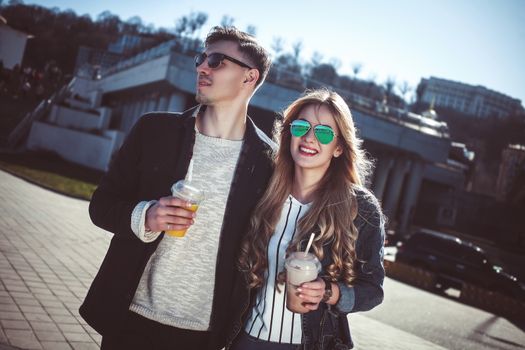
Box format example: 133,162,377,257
204,26,271,88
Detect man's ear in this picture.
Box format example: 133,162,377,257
244,69,259,86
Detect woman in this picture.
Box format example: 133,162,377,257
228,89,385,350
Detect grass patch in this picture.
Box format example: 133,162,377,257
0,151,103,200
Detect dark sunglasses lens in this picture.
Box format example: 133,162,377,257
314,126,335,144
195,53,222,68
290,120,310,137
207,53,222,68
195,53,205,67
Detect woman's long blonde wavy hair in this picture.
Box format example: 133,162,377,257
238,89,372,289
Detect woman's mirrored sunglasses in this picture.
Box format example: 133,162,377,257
290,119,337,144
194,52,253,70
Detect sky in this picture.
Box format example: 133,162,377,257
23,0,525,103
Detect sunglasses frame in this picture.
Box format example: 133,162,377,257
195,52,253,70
290,119,337,145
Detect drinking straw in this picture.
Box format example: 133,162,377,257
304,233,315,257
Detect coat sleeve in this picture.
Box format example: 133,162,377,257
88,115,146,239
335,192,385,314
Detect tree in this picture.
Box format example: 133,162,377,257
246,24,257,36
292,40,303,62
271,36,284,57
398,81,412,106
123,16,145,34
310,63,337,84
384,76,396,104
352,63,362,78
174,11,208,37
329,57,341,71
96,10,121,35
275,53,301,74
310,51,323,67
220,15,234,27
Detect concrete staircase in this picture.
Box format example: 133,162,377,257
25,77,124,171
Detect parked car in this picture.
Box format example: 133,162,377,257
395,229,525,301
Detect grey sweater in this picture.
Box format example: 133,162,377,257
130,130,243,331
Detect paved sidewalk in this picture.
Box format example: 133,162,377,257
0,170,447,350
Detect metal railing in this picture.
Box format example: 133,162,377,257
7,77,76,149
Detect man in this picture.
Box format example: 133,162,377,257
80,26,273,349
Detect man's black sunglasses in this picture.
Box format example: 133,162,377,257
194,52,253,70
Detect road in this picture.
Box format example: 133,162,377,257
362,278,525,350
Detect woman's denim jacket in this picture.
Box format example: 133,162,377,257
227,187,386,350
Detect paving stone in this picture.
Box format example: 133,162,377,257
34,329,66,342
0,327,8,345
39,300,64,309
18,304,47,314
50,315,78,324
12,296,41,306
5,329,42,349
70,343,99,350
63,331,92,343
23,313,53,323
40,341,72,350
1,319,31,330
29,321,60,332
44,307,72,317
0,311,25,321
0,296,14,304
0,304,20,313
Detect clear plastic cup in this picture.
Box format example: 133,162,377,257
165,179,204,237
284,251,321,313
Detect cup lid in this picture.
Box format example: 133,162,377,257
285,252,321,271
171,180,205,202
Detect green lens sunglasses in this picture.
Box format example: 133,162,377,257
290,119,337,144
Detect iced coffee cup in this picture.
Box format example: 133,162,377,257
165,179,204,237
285,251,321,313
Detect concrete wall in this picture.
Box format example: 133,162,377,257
27,122,121,171
47,105,111,131
353,109,450,163
97,55,170,94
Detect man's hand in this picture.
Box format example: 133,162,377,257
145,196,196,232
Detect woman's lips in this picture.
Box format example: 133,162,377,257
299,145,318,156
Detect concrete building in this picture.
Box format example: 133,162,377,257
496,144,525,201
74,35,157,79
417,77,524,119
0,17,32,69
19,37,471,237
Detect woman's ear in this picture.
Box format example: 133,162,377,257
334,146,343,158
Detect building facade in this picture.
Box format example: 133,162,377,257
496,144,525,201
417,77,524,119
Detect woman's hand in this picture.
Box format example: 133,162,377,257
298,277,340,310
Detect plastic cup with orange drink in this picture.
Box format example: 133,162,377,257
165,161,205,237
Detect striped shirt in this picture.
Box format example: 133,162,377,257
245,195,312,344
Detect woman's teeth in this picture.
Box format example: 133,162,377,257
300,146,317,155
